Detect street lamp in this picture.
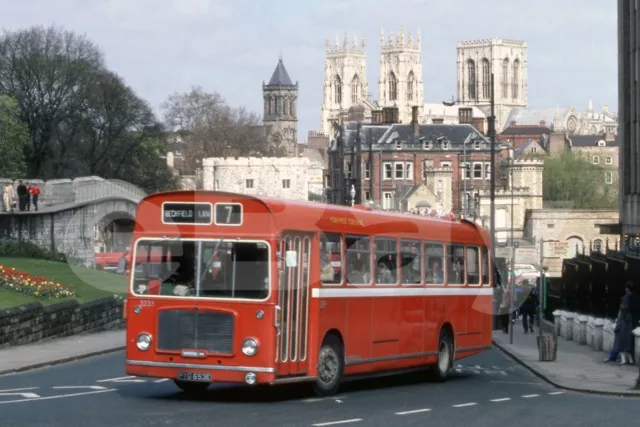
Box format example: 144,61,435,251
350,184,356,207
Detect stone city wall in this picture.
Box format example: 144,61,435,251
0,296,124,348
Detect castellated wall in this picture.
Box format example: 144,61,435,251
201,157,317,201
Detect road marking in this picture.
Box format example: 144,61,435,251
0,392,39,399
312,419,363,426
0,387,39,393
522,394,539,398
395,408,432,415
490,398,511,402
452,402,477,407
0,389,115,404
302,395,347,403
52,386,107,390
548,391,565,395
97,376,145,383
154,379,170,383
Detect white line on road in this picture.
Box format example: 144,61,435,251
154,379,170,383
0,387,39,393
490,381,542,385
0,392,39,399
452,402,477,407
490,398,511,402
522,394,539,398
0,389,115,405
548,391,565,395
52,386,107,390
96,376,145,383
395,408,432,415
302,395,347,403
312,419,363,426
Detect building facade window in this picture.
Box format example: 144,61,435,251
282,179,291,189
605,171,613,184
461,162,470,180
394,162,404,179
407,72,414,101
512,59,520,99
405,162,413,179
484,162,491,179
246,179,254,188
482,58,490,98
473,163,483,179
351,75,359,103
334,75,342,104
467,59,476,99
364,162,370,179
606,156,612,164
593,156,600,164
383,162,392,179
389,72,398,101
382,192,393,210
502,58,509,98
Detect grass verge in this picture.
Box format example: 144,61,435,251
0,257,127,309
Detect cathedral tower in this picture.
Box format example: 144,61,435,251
456,38,527,131
378,27,424,123
263,56,298,157
320,32,368,135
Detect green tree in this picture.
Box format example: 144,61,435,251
0,94,28,178
543,152,618,209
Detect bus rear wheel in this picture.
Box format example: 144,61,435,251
430,328,453,382
312,334,344,397
174,380,210,395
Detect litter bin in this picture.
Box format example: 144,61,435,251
537,335,557,361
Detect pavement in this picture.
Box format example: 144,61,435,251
492,318,640,396
0,328,639,426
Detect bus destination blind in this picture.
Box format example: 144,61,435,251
162,203,212,224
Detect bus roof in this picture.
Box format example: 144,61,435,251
137,190,491,247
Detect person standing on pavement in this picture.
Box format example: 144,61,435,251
29,184,40,211
519,280,539,334
2,182,14,212
499,284,511,334
607,302,634,365
16,180,27,211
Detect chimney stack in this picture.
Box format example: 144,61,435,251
539,120,546,128
472,117,485,135
458,107,473,124
510,120,517,128
412,105,419,136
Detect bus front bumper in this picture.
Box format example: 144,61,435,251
125,359,276,385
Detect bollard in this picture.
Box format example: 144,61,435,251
593,318,605,351
553,310,563,336
586,316,595,347
602,320,614,353
564,312,574,340
633,327,640,366
578,315,588,345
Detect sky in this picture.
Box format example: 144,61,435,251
0,0,618,143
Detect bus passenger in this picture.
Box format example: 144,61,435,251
321,251,335,282
347,258,369,284
377,262,393,284
431,260,444,284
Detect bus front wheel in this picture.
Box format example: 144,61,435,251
430,328,453,381
312,334,344,397
174,380,210,395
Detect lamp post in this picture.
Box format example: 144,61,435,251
350,184,356,207
508,146,515,345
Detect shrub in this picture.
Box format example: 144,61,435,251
0,240,67,262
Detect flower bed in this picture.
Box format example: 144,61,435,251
0,265,76,299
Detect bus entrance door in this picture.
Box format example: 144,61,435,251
275,233,312,377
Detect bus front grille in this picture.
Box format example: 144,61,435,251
157,310,234,354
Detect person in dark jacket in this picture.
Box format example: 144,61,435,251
519,280,539,334
612,303,634,365
16,180,27,211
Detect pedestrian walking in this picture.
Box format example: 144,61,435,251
606,302,635,364
519,280,539,334
2,182,14,212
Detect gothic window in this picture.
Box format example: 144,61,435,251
407,71,415,101
284,97,289,115
291,100,296,116
276,97,282,114
264,98,269,116
512,59,519,99
270,97,275,115
389,72,398,101
351,75,359,103
467,59,476,100
482,58,490,99
502,58,509,98
334,75,342,105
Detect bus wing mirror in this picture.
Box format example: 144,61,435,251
285,251,298,268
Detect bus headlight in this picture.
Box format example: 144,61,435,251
136,333,152,351
242,338,258,356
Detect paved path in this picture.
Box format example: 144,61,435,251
0,330,125,375
1,346,639,426
493,320,640,395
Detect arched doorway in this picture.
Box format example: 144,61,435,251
566,236,584,257
95,212,136,253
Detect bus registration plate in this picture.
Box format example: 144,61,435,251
177,372,211,382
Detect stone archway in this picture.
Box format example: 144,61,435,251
94,210,136,253
566,235,584,257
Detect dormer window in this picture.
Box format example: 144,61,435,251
423,140,432,150
597,140,606,147
395,140,402,150
442,141,449,150
473,140,481,149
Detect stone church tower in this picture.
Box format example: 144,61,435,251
378,27,424,124
263,57,298,157
320,33,368,135
456,38,528,131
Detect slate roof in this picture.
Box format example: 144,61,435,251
267,59,294,86
502,125,553,135
503,108,570,131
339,122,495,149
569,134,619,147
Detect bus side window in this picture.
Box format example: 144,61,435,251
400,240,421,285
374,237,398,285
345,235,372,285
466,245,480,285
447,244,465,285
320,233,342,285
424,242,444,285
481,246,490,285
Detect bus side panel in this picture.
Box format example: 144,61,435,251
466,293,492,349
448,295,471,349
372,297,400,359
399,293,424,355
345,297,373,374
317,295,347,356
423,295,446,363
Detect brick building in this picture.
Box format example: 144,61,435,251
327,106,508,215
